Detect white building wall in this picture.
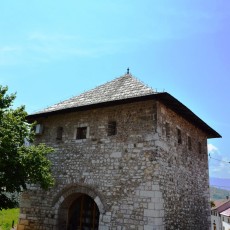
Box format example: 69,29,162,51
222,215,230,230
211,214,222,230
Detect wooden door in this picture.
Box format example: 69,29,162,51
68,194,99,230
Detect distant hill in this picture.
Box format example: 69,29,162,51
209,177,230,200
210,186,230,200
210,177,230,191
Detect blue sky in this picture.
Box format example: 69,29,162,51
1,1,230,180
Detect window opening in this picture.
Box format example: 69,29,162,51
177,128,182,144
166,122,170,138
198,142,202,154
35,124,43,135
108,121,117,136
56,127,63,140
76,127,87,139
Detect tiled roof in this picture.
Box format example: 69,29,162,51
212,200,229,210
27,73,221,139
212,199,230,213
220,207,230,217
33,74,155,115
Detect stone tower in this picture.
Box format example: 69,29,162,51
18,74,220,230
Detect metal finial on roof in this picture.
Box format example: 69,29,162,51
127,67,130,74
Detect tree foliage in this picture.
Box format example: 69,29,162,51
0,86,54,210
210,200,215,208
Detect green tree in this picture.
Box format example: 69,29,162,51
0,86,54,210
210,200,215,208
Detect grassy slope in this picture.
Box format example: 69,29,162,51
0,208,19,230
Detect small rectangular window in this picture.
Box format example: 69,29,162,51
76,127,87,139
108,121,117,136
166,122,170,138
56,127,63,140
177,128,182,144
35,124,43,135
187,136,192,150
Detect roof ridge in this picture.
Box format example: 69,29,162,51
39,74,132,110
62,74,136,101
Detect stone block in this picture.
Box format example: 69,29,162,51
144,225,157,230
154,202,164,210
152,184,160,191
103,214,111,223
144,209,160,218
154,218,163,225
19,213,26,219
17,225,25,230
20,201,31,208
137,143,144,148
148,202,155,209
110,152,122,158
140,191,155,198
19,219,29,226
99,225,109,230
154,191,162,198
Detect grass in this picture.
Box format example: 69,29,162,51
0,208,19,230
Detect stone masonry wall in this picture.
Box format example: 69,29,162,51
155,102,210,229
18,100,210,230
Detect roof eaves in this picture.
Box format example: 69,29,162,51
27,92,221,139
26,94,156,120
220,208,230,216
155,92,221,139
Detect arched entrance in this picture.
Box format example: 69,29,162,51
67,194,99,230
53,184,107,230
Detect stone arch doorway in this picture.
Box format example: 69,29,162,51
53,185,107,230
67,194,99,230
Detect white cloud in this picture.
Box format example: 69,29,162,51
208,143,230,178
208,143,219,154
0,32,133,66
209,160,230,178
